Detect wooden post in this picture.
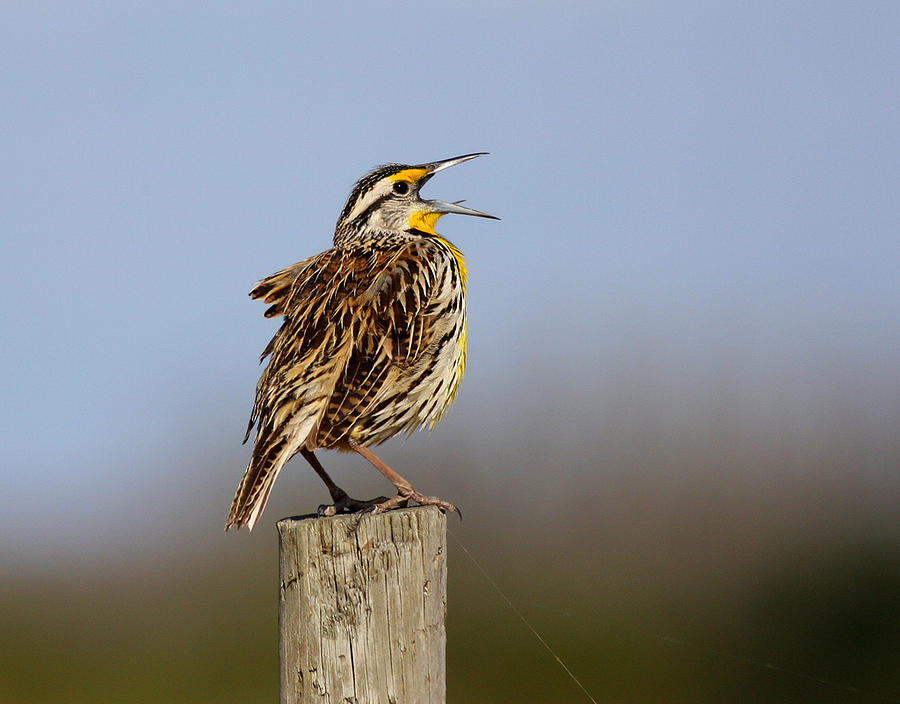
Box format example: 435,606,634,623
278,506,447,704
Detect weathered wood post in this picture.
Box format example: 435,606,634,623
278,506,447,704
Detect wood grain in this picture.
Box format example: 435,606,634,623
278,506,447,704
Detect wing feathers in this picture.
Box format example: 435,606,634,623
227,239,448,529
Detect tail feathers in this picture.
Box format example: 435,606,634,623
226,435,293,532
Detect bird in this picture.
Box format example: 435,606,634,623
226,153,496,531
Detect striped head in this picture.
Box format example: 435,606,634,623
333,153,496,246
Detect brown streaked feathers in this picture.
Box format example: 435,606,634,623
226,237,465,530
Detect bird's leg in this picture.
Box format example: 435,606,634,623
300,448,387,517
347,439,461,516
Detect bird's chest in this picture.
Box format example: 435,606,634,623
399,250,467,417
421,243,467,373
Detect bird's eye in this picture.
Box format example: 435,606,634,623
392,181,410,195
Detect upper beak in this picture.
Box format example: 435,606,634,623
421,152,489,176
418,152,498,220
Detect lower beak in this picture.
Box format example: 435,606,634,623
429,199,499,220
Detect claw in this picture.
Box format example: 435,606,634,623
371,488,461,517
319,492,390,516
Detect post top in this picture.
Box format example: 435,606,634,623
276,504,445,529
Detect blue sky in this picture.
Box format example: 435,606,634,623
2,2,898,554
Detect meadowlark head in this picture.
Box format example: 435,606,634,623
334,153,497,245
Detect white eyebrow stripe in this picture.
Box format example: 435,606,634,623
345,179,391,224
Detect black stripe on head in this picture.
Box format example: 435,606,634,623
336,163,411,225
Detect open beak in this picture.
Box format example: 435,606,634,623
418,153,498,220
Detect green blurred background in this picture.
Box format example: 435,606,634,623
2,3,899,702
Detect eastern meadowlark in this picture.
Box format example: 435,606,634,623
226,153,496,531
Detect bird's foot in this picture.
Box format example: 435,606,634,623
372,487,461,517
318,488,389,517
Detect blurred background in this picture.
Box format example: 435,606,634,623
2,2,899,702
